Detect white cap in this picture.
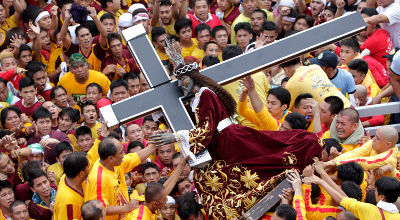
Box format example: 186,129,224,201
391,50,400,76
132,13,149,23
279,0,295,8
118,13,133,28
166,196,175,205
128,3,147,14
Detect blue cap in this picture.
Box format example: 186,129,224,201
309,50,339,69
390,50,400,76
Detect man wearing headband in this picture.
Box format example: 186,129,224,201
59,7,109,72
159,196,177,220
151,0,185,37
58,53,110,97
133,12,151,34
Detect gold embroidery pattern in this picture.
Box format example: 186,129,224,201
189,116,211,154
194,160,290,219
282,152,298,165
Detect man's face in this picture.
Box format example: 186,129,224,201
58,115,74,132
11,204,30,220
294,18,310,31
157,144,175,166
36,117,52,135
127,78,140,96
0,82,8,102
281,19,294,32
139,73,150,92
28,153,44,162
0,5,6,23
70,62,90,81
377,0,394,7
160,204,176,220
57,150,72,166
18,50,32,68
126,124,144,142
0,188,14,210
5,110,20,130
177,180,192,195
77,28,92,49
38,15,52,30
348,69,365,85
335,114,358,140
310,0,325,16
160,5,172,24
339,45,358,66
40,31,51,51
242,0,257,14
143,167,160,183
172,157,191,177
194,0,210,21
20,85,37,106
77,134,94,152
32,70,47,92
262,30,277,45
82,105,98,125
0,155,15,175
178,26,192,43
156,34,168,50
205,43,219,57
53,88,68,108
110,0,121,10
86,86,102,103
372,129,389,153
1,57,18,72
214,30,228,49
102,18,116,34
319,101,333,125
236,29,251,49
110,85,129,103
110,140,124,166
31,176,51,198
142,120,158,140
197,30,211,48
267,94,285,118
109,39,123,59
251,12,265,33
217,0,230,11
42,101,59,120
357,1,367,11
294,99,313,122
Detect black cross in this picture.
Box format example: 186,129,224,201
100,12,366,132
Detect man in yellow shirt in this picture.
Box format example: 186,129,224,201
191,24,211,61
174,18,198,58
80,102,102,140
348,59,381,98
322,108,364,152
131,182,167,219
152,27,170,61
97,0,125,21
324,126,399,176
54,152,89,220
84,137,158,219
58,53,111,97
47,142,73,185
151,0,186,37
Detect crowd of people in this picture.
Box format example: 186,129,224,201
0,0,397,218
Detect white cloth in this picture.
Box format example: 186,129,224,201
377,3,400,47
119,13,133,27
377,200,399,213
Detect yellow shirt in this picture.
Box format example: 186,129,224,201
223,72,270,129
54,175,84,220
47,162,64,186
181,38,198,58
97,9,124,23
341,197,400,220
131,205,157,220
321,131,359,152
46,48,64,74
302,184,342,219
362,74,381,98
82,121,102,140
285,65,351,110
335,140,398,175
156,48,169,61
134,183,146,195
191,47,204,61
58,70,111,97
163,21,177,37
1,15,18,32
84,153,141,220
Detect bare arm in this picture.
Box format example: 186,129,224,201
30,22,42,62
304,175,345,205
88,7,108,48
59,10,72,50
243,76,264,113
178,0,188,19
12,0,26,22
365,14,389,26
136,145,157,162
171,0,180,21
163,156,188,195
151,0,161,27
335,0,345,18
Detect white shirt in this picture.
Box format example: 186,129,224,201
377,2,400,47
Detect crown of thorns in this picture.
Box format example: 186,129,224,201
173,62,200,76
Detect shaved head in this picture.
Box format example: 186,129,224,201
339,108,360,124
355,85,368,100
379,126,398,147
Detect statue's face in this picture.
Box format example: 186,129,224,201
177,75,194,97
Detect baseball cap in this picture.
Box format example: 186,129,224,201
119,13,133,28
128,3,147,14
383,47,400,61
390,50,400,76
308,50,339,69
28,143,44,154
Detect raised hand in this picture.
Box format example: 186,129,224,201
359,131,371,145
29,21,40,35
149,132,176,147
50,5,58,16
87,6,97,18
15,67,27,76
39,138,60,149
241,76,255,92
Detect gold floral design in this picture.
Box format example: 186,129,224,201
282,152,298,165
204,174,223,191
240,170,260,189
189,117,211,154
243,196,258,210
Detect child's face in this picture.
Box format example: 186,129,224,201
339,45,358,66
20,85,37,106
325,10,334,21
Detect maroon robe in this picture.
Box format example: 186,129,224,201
178,88,323,218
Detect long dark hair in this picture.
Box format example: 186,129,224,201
187,69,237,116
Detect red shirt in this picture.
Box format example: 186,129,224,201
363,55,389,88
361,28,393,67
101,55,139,80
188,14,222,38
38,90,52,101
14,100,43,117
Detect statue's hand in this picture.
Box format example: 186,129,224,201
149,132,176,147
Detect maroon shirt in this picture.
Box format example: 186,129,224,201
14,100,43,117
101,55,140,80
28,130,71,164
38,90,52,101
